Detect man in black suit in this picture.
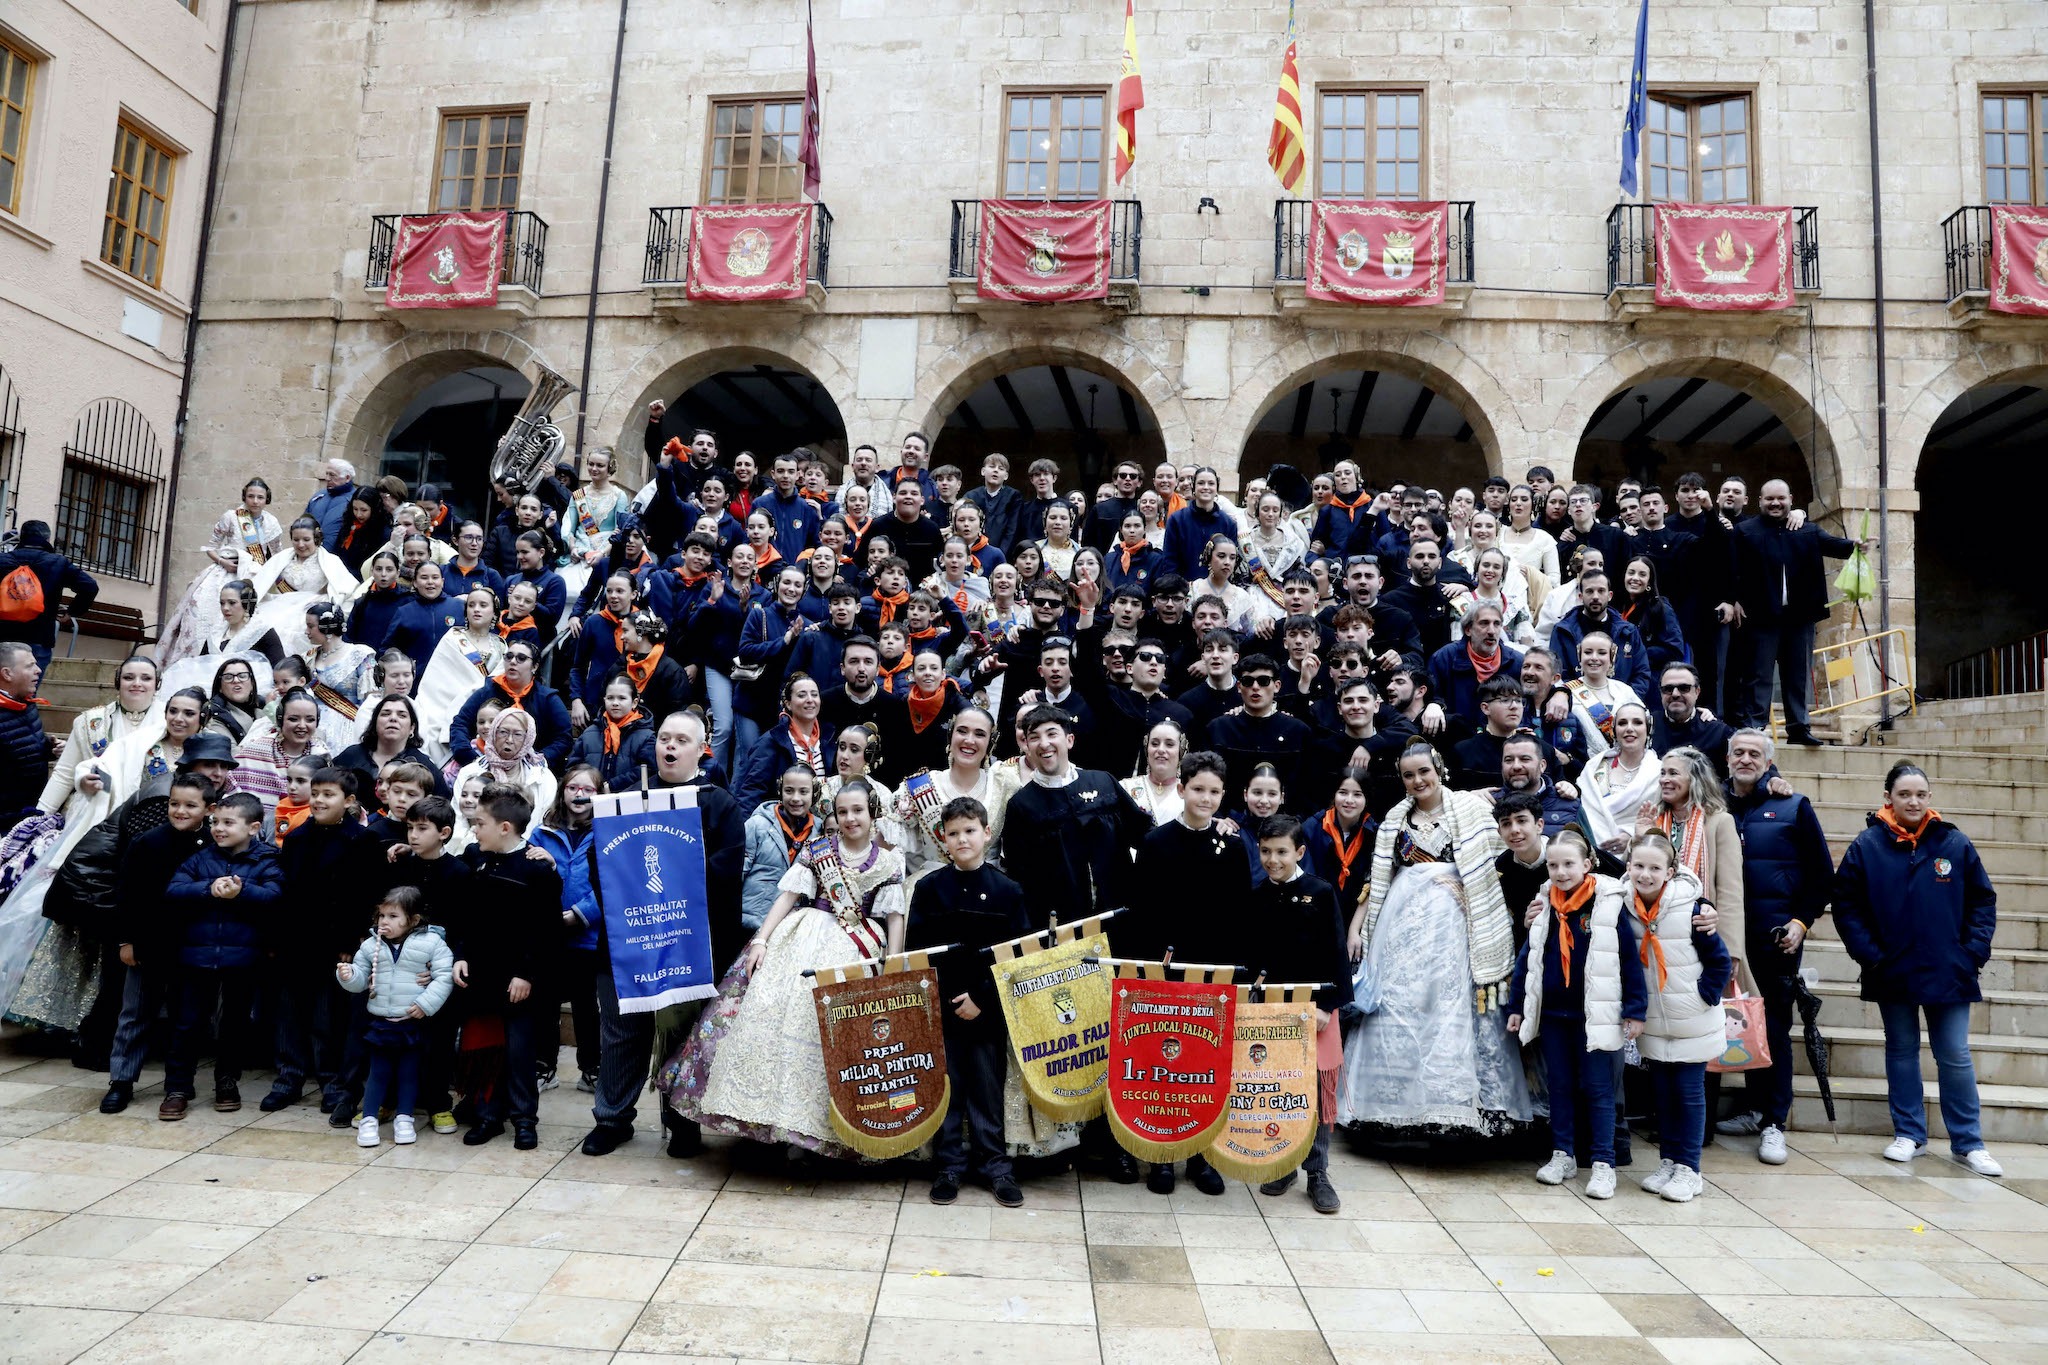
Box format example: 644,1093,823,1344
1729,480,1864,744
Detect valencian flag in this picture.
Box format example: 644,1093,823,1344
1105,964,1237,1163
590,788,718,1013
798,0,822,200
1204,987,1320,1184
386,211,506,309
1618,0,1650,196
1266,0,1308,194
1305,201,1448,306
813,952,950,1159
1653,203,1793,311
686,203,814,301
1988,205,2048,316
1115,0,1142,183
991,918,1114,1121
977,200,1112,303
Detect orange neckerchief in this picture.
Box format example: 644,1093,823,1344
1116,540,1149,574
1547,877,1597,987
624,645,665,694
907,624,942,646
877,654,911,693
753,543,783,571
497,612,535,640
1320,809,1367,892
800,489,833,508
595,607,626,655
907,678,956,734
493,672,533,710
844,514,871,542
787,716,824,773
871,589,909,626
0,690,41,712
777,805,815,860
1652,803,1708,878
1877,804,1942,849
429,504,450,531
662,437,687,460
1632,886,1669,989
1327,490,1369,515
341,522,362,550
1467,643,1503,684
967,535,990,555
1164,492,1188,518
672,565,710,589
602,707,646,755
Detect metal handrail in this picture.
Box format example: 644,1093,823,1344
642,204,835,287
1271,200,1475,284
1770,628,1916,739
1947,627,2048,699
1606,203,1821,294
1942,205,1993,302
366,210,550,291
948,199,1142,282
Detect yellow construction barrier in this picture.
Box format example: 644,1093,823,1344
1772,628,1916,740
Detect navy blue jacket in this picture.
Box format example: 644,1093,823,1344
441,560,505,602
732,717,837,812
1652,709,1733,777
1550,608,1654,703
0,544,98,648
965,485,1022,558
1620,597,1690,676
687,583,765,679
568,712,657,792
1725,765,1833,935
1509,888,1648,1023
734,598,808,722
568,611,628,715
505,569,566,650
386,594,464,685
1835,814,1997,1005
648,568,715,639
448,679,574,768
1162,504,1238,580
752,488,823,564
345,586,411,652
0,695,48,830
1426,641,1526,727
167,840,286,969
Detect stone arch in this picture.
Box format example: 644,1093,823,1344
1892,340,2048,488
596,334,859,477
1549,340,1854,509
327,331,559,478
1217,332,1521,482
914,329,1191,468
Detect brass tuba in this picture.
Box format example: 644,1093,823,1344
488,363,579,491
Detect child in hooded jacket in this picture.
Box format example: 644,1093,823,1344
337,886,455,1146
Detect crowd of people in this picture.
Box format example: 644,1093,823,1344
0,418,2003,1214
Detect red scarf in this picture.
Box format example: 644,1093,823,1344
1467,643,1503,684
1877,804,1941,849
907,678,957,734
1547,877,1597,987
871,590,908,626
624,645,665,695
1320,810,1367,893
1632,887,1669,989
498,612,534,641
777,806,814,860
493,673,533,710
602,707,646,755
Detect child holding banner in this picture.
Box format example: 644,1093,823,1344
905,795,1032,1207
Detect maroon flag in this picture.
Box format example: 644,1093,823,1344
977,200,1111,304
686,204,813,301
386,211,506,309
1304,201,1448,306
798,0,822,201
1988,205,2048,316
1653,203,1794,312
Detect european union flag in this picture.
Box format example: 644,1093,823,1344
1619,0,1650,197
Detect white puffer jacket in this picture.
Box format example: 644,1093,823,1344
1517,874,1628,1052
1632,870,1726,1064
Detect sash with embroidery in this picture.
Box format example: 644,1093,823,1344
308,678,358,721
452,629,490,678
236,510,269,566
902,770,948,849
574,491,603,544
804,835,865,927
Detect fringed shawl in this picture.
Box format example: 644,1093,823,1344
1363,786,1515,1002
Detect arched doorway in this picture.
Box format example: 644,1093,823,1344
646,363,847,472
380,366,529,526
1915,375,2048,694
931,363,1163,493
1573,375,1814,508
1241,367,1491,493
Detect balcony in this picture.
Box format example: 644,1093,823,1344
642,204,833,315
1605,203,1818,336
365,210,547,328
947,198,1141,316
1943,205,2046,333
1271,199,1475,324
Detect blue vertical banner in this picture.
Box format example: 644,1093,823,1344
592,790,716,1013
1619,0,1650,197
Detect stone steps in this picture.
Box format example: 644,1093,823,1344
1791,1074,2048,1145
1821,1024,2048,1090
1805,904,2048,952
1774,746,2048,786
1809,799,2048,847
1804,938,2048,994
1808,979,2048,1037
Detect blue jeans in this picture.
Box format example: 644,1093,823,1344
702,668,736,774
1652,1060,1707,1171
731,712,762,779
1541,1016,1615,1165
1879,1000,1984,1154
361,1042,423,1119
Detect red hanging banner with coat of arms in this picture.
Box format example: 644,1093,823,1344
1988,205,2048,316
1653,203,1794,311
1305,201,1448,305
386,211,506,309
978,200,1112,303
686,204,814,301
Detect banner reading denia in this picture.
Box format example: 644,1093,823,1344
992,921,1113,1121
813,953,950,1159
1204,987,1319,1184
1105,965,1236,1163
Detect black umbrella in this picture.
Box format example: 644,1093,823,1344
1791,976,1839,1140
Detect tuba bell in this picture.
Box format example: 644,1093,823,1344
488,363,579,491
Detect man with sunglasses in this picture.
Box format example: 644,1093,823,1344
984,585,1076,749
1144,575,1197,668
1080,460,1148,553
1650,661,1733,777
1074,631,1195,776
1202,654,1312,811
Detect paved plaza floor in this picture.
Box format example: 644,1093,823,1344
0,1039,2044,1364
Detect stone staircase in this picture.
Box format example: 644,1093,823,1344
1778,699,2048,1144
36,656,122,750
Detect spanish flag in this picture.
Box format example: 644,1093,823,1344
1115,0,1143,183
1267,0,1308,194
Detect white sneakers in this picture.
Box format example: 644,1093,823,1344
1585,1163,1617,1199
1958,1148,2004,1177
1757,1126,1789,1165
1661,1165,1703,1203
1641,1158,1677,1194
356,1117,380,1148
1883,1136,1929,1163
393,1115,417,1146
1534,1150,1578,1186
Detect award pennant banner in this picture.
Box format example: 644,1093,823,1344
978,199,1112,303
387,211,506,309
1653,203,1794,312
1988,205,2048,316
686,203,814,302
813,955,951,1159
993,927,1113,1121
590,789,717,1014
1105,967,1237,1163
1203,990,1320,1184
1305,200,1449,306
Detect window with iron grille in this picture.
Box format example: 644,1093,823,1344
1002,91,1105,200
57,399,163,581
433,109,524,212
1643,93,1752,204
1318,89,1424,199
102,120,176,286
0,38,32,217
1983,93,2047,205
705,96,806,205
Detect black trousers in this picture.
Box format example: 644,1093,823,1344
166,965,258,1096
272,962,364,1102
474,1006,541,1126
934,1021,1011,1182
561,948,602,1078
1743,946,1804,1128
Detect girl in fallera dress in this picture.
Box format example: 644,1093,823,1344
244,518,359,659
1120,718,1187,826
893,705,1020,891
160,478,287,667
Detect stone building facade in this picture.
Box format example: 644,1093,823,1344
173,0,2048,692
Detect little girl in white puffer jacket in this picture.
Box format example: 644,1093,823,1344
338,887,454,1147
